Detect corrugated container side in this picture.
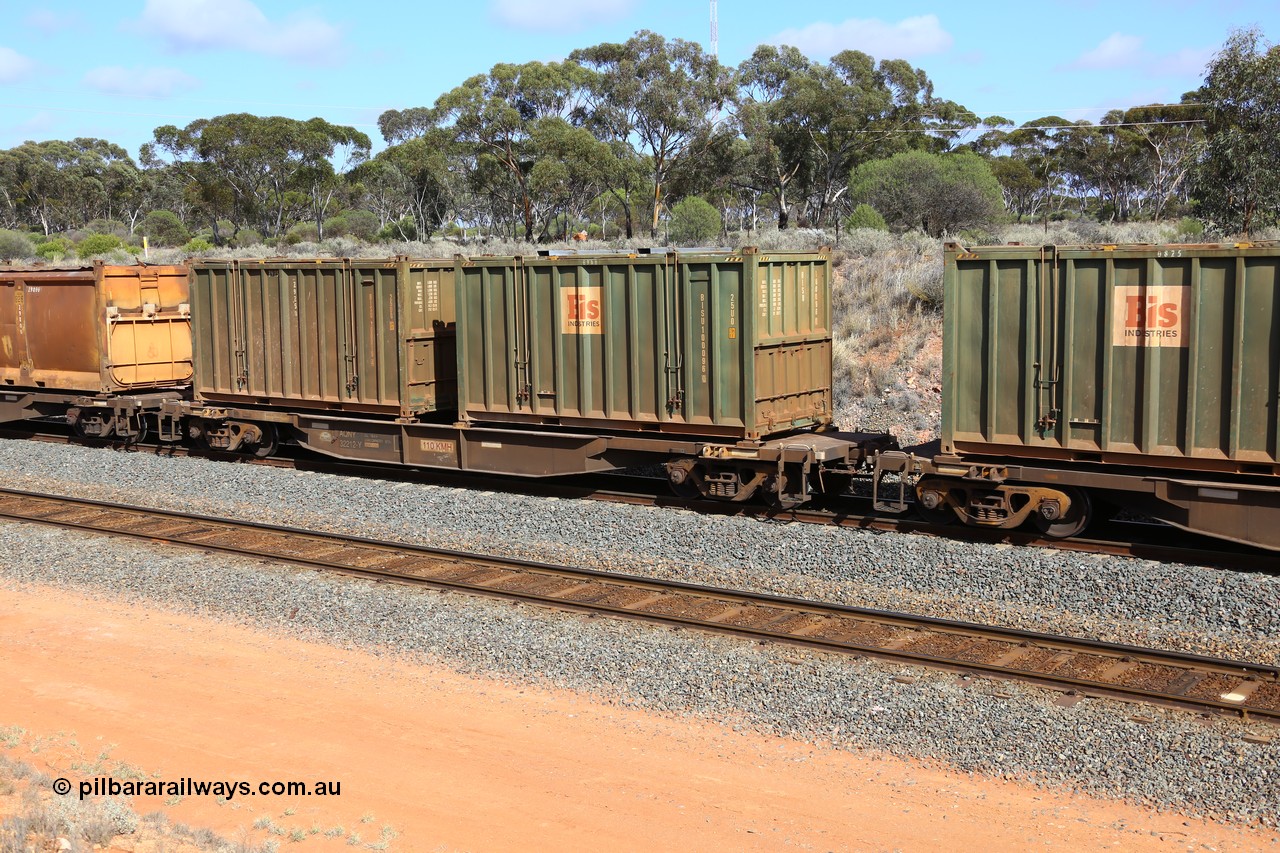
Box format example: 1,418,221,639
0,263,191,393
753,252,831,432
456,248,832,438
942,242,1280,473
190,258,455,416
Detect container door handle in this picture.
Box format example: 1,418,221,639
230,263,249,390
342,263,360,397
664,255,685,414
514,260,531,407
1035,247,1061,434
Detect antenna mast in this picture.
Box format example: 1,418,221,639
710,0,718,60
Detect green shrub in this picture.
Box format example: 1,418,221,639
85,219,128,239
849,150,1003,236
377,217,417,242
324,210,379,241
668,196,722,245
35,237,71,261
843,204,888,232
956,228,1002,246
77,233,124,258
284,222,319,245
232,228,264,248
0,229,35,260
1171,217,1205,241
140,210,189,247
183,237,214,254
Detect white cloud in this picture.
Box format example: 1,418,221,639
134,0,343,64
768,15,953,60
1070,33,1145,70
0,47,36,83
1064,35,1214,79
24,10,81,34
16,111,56,136
83,66,200,98
490,0,633,33
1153,46,1214,76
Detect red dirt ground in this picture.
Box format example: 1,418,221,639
0,582,1275,852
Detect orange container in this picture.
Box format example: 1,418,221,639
0,262,192,393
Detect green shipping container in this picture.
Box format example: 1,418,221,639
190,257,456,417
456,247,833,439
943,241,1280,474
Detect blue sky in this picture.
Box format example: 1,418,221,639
0,0,1271,157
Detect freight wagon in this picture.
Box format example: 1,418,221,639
169,249,883,505
455,247,833,439
180,257,456,455
4,243,1276,552
0,261,191,439
876,241,1280,550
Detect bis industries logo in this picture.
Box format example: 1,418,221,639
1111,285,1190,348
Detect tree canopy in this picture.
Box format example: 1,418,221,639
142,114,369,242
849,150,1003,236
1191,27,1280,235
0,28,1272,246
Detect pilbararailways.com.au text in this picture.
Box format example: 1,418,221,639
55,776,341,801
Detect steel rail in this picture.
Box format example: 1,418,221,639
0,486,1276,724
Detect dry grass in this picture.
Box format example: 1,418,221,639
62,217,1270,266
0,751,282,853
0,785,137,852
828,232,944,444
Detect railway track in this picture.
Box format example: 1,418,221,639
1,426,1274,573
0,486,1276,725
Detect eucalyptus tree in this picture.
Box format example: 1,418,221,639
1121,101,1204,222
143,114,370,242
355,130,458,240
0,138,142,234
786,51,978,227
988,156,1043,221
527,118,623,239
734,44,815,229
1191,27,1280,235
1057,116,1150,221
571,30,735,238
976,116,1082,226
294,119,371,239
380,60,589,240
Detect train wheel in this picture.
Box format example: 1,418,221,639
914,483,957,525
915,502,957,525
666,459,703,499
1033,487,1092,539
252,424,278,458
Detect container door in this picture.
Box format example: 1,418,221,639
399,263,457,415
24,276,101,389
103,267,193,388
0,279,23,376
